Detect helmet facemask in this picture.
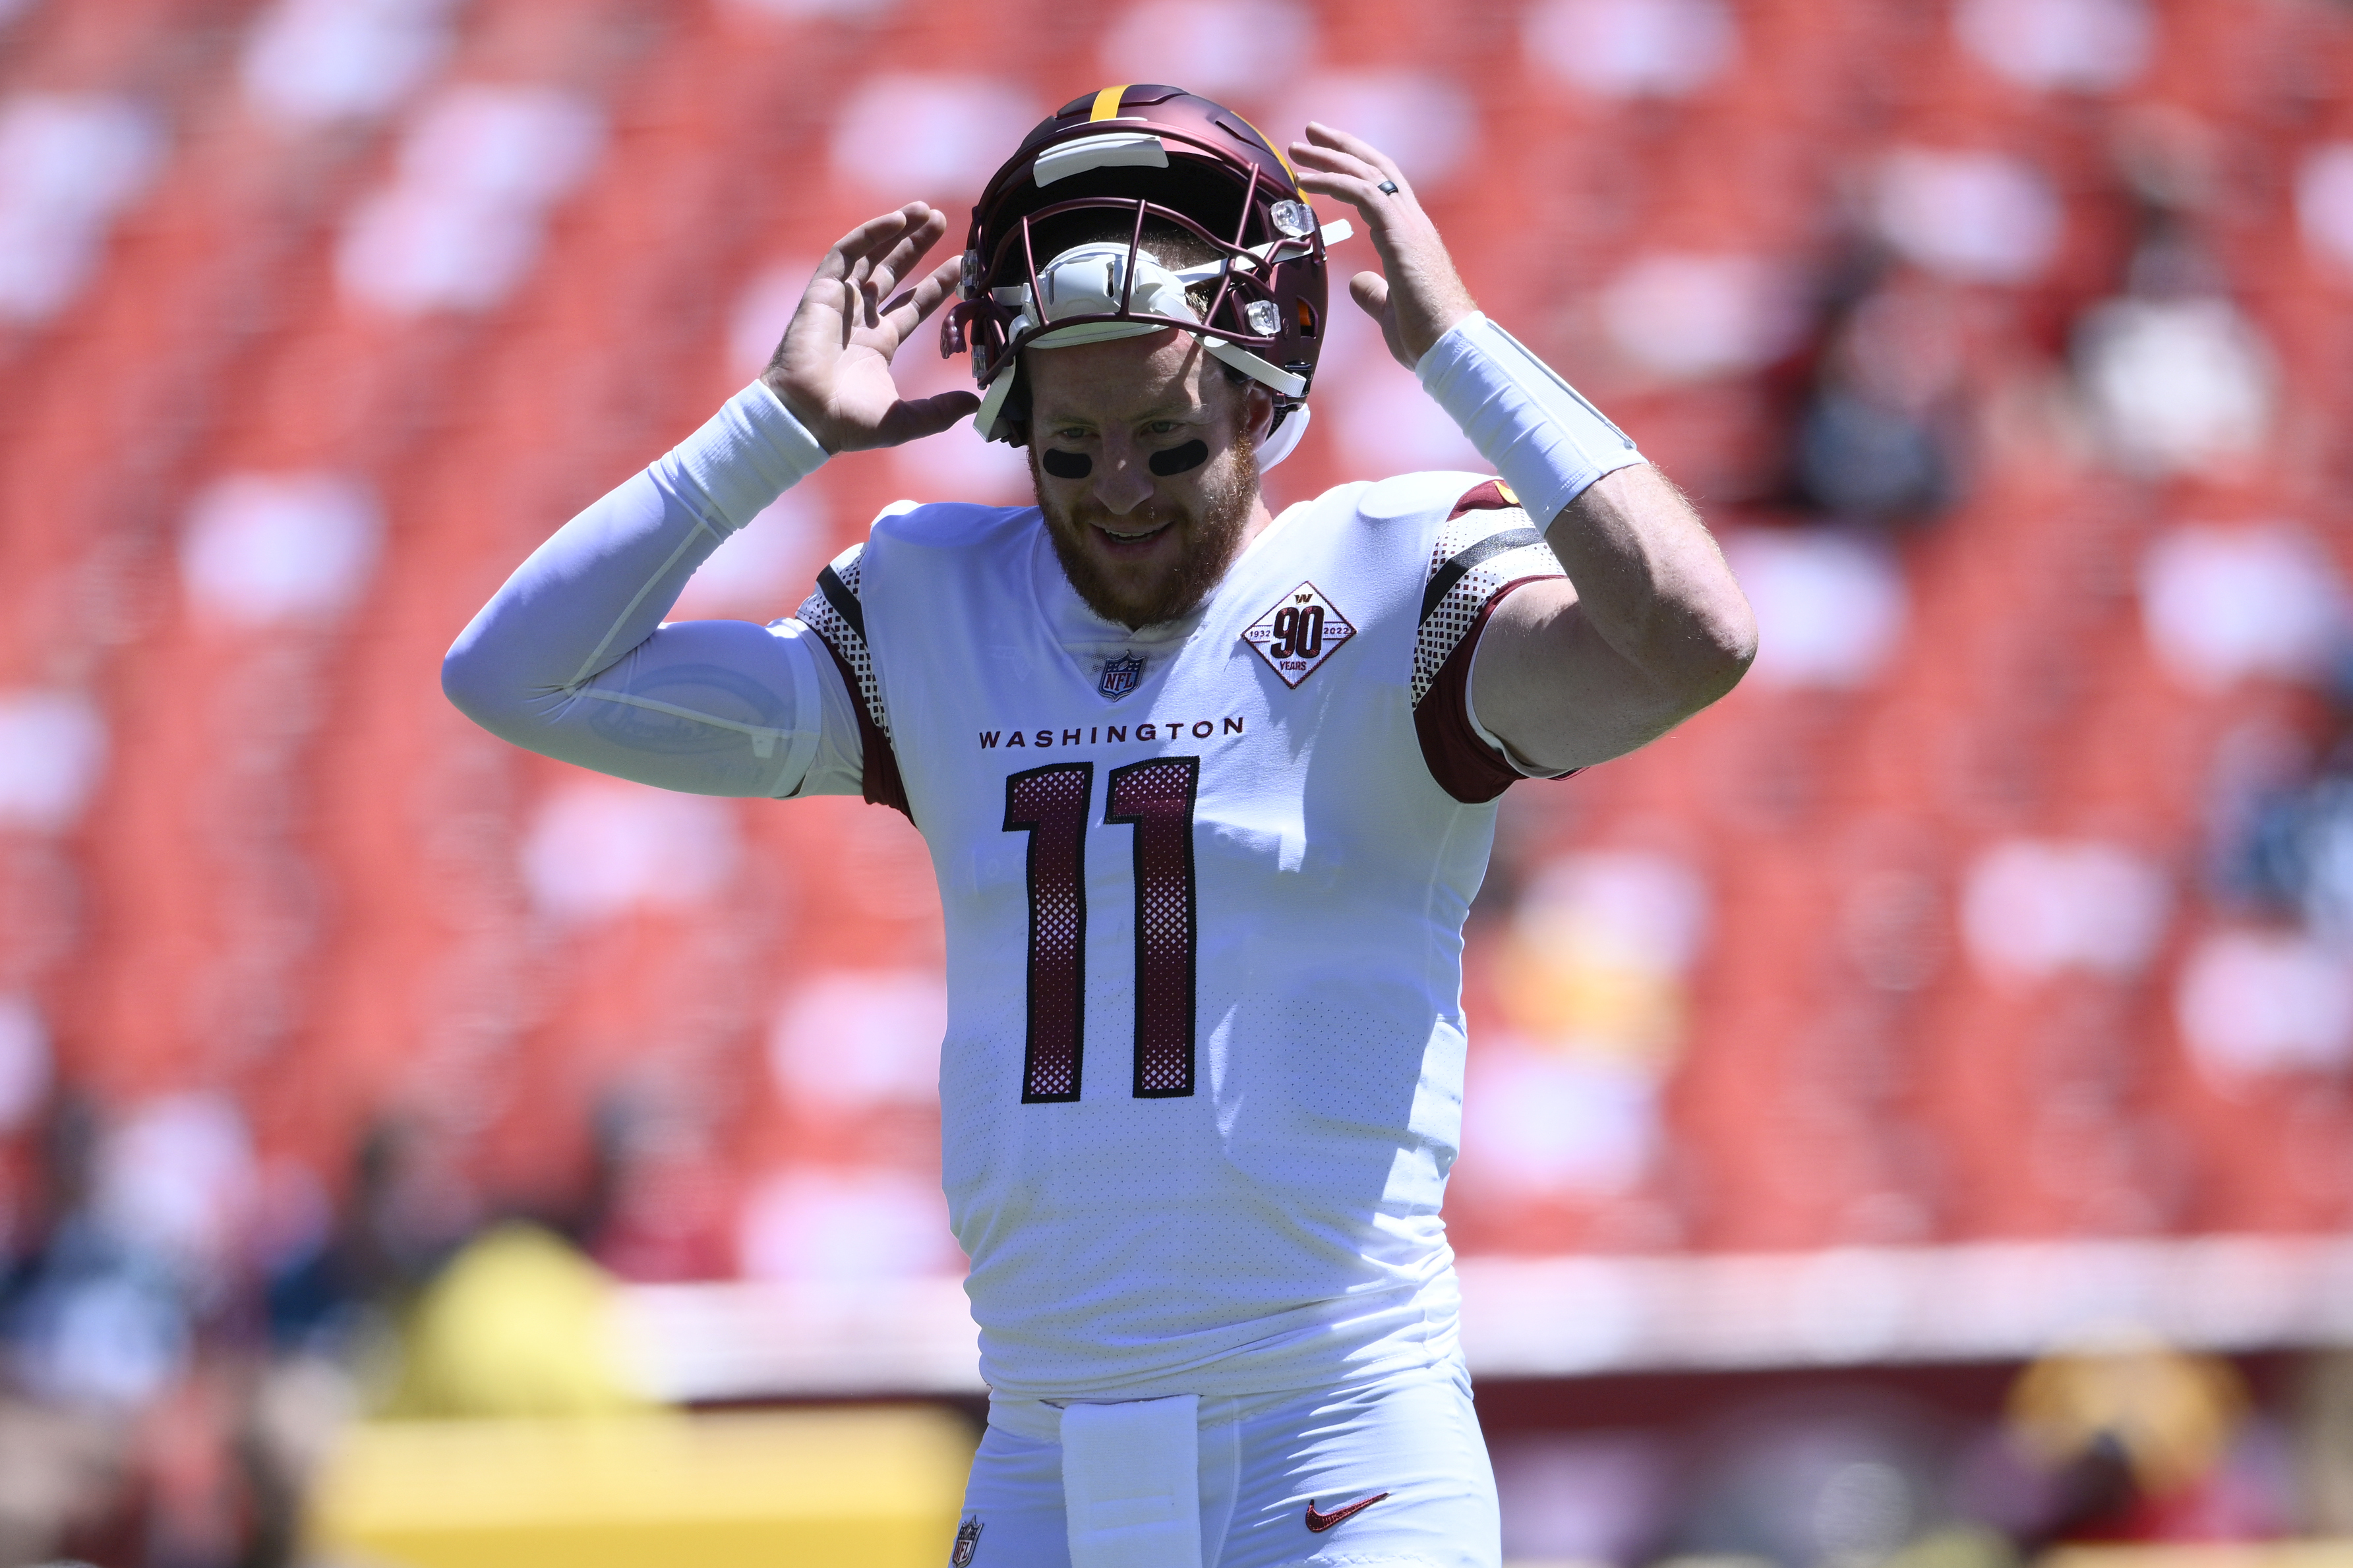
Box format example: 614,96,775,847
943,91,1350,468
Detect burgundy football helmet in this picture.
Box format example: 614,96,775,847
940,84,1346,450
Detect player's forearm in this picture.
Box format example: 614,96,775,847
1539,464,1755,707
442,382,825,709
1418,315,1752,707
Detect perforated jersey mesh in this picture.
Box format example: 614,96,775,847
1108,757,1199,1096
1005,762,1092,1101
1410,504,1563,709
795,542,892,742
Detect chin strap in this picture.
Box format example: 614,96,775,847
1254,403,1309,471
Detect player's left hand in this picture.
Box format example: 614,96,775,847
1289,123,1479,371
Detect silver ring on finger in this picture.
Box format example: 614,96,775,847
1377,179,1400,195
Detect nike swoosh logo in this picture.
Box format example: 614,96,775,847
1303,1492,1388,1533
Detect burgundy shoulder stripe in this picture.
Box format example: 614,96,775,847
1448,478,1518,518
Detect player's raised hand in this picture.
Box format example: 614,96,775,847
763,202,980,453
1288,125,1478,371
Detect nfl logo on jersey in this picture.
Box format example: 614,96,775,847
951,1517,984,1565
1098,653,1145,699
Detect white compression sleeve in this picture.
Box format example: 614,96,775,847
1415,311,1645,525
442,382,858,799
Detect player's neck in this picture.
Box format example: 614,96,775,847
1237,487,1276,550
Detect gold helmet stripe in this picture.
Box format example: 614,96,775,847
1225,108,1299,187
1084,87,1297,187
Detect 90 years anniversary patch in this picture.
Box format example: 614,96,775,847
1241,581,1355,688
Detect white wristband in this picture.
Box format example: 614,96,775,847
663,379,831,533
1415,312,1643,524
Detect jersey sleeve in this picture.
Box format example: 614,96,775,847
442,390,862,799
1410,479,1575,803
794,540,912,818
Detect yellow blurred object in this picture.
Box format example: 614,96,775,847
309,1406,978,1568
384,1221,648,1418
2039,1544,2353,1568
2007,1329,2248,1495
1887,1523,2023,1568
1495,931,1688,1066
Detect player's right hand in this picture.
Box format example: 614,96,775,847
763,203,980,454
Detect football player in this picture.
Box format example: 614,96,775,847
444,88,1754,1568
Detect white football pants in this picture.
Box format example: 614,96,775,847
952,1358,1501,1568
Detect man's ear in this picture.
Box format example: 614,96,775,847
1243,383,1276,444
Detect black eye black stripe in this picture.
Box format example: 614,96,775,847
1041,449,1091,479
1149,440,1209,476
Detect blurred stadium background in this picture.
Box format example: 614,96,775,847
3,0,2353,1562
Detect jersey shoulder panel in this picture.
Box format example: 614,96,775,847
867,499,1038,554
1350,469,1492,527
793,539,909,817
794,503,1038,729
1410,478,1568,804
1412,479,1561,709
796,540,885,737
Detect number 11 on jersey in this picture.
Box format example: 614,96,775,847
1002,758,1200,1103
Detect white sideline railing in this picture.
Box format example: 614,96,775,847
614,1234,2353,1403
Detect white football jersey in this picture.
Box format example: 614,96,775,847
796,471,1565,1401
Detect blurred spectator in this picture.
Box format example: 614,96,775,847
1789,282,1965,526
1663,1389,1951,1568
0,1094,134,1565
0,999,51,1144
5,1095,254,1413
767,970,946,1115
575,1089,732,1285
2190,602,2353,931
2073,107,2274,482
2292,1350,2353,1535
2076,272,2275,479
2002,1334,2293,1544
264,1115,473,1360
1783,146,2054,528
